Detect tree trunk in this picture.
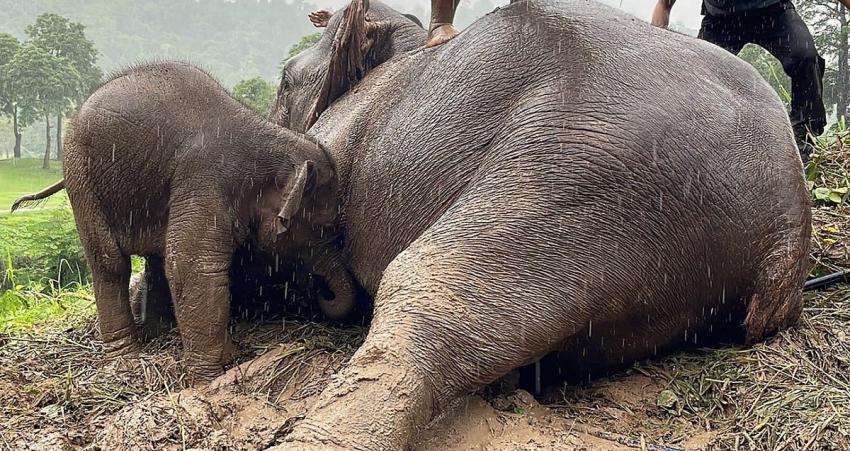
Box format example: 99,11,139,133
12,104,22,159
43,114,51,170
55,113,63,161
838,6,849,123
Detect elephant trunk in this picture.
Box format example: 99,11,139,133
308,249,356,321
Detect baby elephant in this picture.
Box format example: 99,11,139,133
59,61,354,381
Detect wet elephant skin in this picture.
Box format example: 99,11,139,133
63,62,356,381
267,0,812,449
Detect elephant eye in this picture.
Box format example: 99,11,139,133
282,74,296,92
278,96,291,126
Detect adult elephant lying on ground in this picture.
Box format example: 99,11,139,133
40,62,355,381
266,0,811,449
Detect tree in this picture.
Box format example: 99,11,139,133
6,44,80,169
286,32,321,62
0,33,24,158
26,13,101,161
798,0,849,123
232,77,276,115
276,32,322,92
738,44,792,105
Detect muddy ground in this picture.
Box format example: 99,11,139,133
1,318,716,451
3,270,849,451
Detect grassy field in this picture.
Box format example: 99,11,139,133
0,158,67,212
0,159,85,332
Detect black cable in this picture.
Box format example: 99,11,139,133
803,269,850,292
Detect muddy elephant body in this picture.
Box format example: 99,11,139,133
267,0,811,449
63,62,355,380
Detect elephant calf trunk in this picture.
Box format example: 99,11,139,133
309,251,357,321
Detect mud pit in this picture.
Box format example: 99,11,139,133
0,313,706,451
5,329,694,450
96,367,712,451
4,286,848,451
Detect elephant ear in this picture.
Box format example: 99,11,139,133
306,0,384,129
276,160,314,235
402,13,424,28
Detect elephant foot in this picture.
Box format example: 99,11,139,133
103,333,142,359
102,335,143,378
184,340,234,386
186,361,227,386
426,24,459,48
275,343,433,450
103,348,143,375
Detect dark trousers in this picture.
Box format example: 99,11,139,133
699,1,826,135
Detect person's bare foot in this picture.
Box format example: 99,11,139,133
426,24,460,47
308,9,333,28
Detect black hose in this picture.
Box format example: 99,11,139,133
803,269,850,292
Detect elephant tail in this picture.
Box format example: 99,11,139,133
10,179,66,213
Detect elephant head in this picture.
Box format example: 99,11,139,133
269,0,426,131
252,150,357,321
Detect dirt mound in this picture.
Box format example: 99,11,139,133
0,320,361,451
0,314,690,451
3,286,849,450
89,351,695,451
95,390,286,450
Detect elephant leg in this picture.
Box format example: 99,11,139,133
90,255,137,358
744,229,809,343
71,196,139,358
129,256,175,341
278,211,580,449
164,208,233,383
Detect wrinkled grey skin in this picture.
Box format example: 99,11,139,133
266,0,812,449
63,62,354,381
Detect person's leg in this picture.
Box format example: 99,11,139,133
697,13,747,56
426,0,461,48
752,2,826,160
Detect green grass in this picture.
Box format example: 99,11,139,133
0,158,146,331
0,202,93,332
0,199,92,332
0,284,95,333
0,158,67,212
0,158,86,297
0,205,87,290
